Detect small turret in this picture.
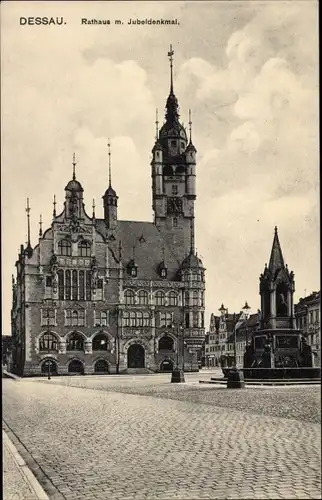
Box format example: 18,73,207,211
103,140,118,229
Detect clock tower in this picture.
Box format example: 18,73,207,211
151,46,197,262
103,141,118,230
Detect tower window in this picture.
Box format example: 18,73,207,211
171,140,176,147
58,239,72,256
173,218,178,227
172,185,178,195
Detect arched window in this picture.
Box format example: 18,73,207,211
185,291,190,306
158,335,174,351
138,290,148,305
67,332,84,351
92,334,109,351
65,270,71,300
39,332,58,352
124,289,135,305
168,291,177,306
79,270,85,300
155,291,165,306
58,270,64,300
58,239,71,256
78,240,91,257
123,312,130,327
72,270,78,301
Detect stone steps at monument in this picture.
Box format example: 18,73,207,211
200,378,321,386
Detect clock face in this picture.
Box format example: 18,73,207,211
167,197,183,214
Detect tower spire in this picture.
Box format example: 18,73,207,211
107,140,112,187
72,152,77,180
167,44,174,94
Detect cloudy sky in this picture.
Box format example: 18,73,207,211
1,0,319,334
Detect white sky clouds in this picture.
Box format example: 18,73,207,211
1,0,319,332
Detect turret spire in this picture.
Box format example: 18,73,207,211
188,109,192,143
53,194,56,218
72,153,77,180
39,214,43,237
155,109,159,140
190,217,195,254
26,198,31,247
167,44,174,94
92,198,96,219
108,140,112,187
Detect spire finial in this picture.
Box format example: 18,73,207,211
72,152,77,180
274,226,278,234
107,140,112,187
26,198,31,247
39,214,43,237
188,109,192,143
92,198,96,219
53,194,56,218
155,109,159,140
167,44,174,94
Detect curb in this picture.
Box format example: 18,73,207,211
2,370,21,380
3,430,49,500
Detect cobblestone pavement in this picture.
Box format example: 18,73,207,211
2,376,321,500
3,432,36,500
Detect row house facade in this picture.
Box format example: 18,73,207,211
295,291,320,365
10,47,206,376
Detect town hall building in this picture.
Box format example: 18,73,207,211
11,47,206,376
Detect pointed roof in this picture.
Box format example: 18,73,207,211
268,226,285,275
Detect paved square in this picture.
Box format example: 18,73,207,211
2,374,321,500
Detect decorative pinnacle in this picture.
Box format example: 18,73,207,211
92,198,96,219
107,140,112,187
167,44,174,94
53,194,57,217
242,301,251,310
155,109,159,141
72,152,77,180
26,198,31,247
39,214,43,237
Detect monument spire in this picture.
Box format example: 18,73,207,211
268,226,285,274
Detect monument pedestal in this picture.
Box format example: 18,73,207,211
171,368,185,383
227,367,245,389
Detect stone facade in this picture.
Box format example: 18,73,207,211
11,50,205,376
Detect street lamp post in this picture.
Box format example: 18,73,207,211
171,322,185,383
47,313,51,380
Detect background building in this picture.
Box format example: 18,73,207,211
10,49,205,376
295,291,320,365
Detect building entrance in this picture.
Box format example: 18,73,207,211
127,344,145,368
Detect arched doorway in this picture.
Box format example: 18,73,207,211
41,359,58,375
158,335,174,351
160,359,174,372
127,344,145,368
68,359,84,374
94,359,109,374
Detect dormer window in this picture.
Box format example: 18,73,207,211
127,260,138,278
159,262,168,279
